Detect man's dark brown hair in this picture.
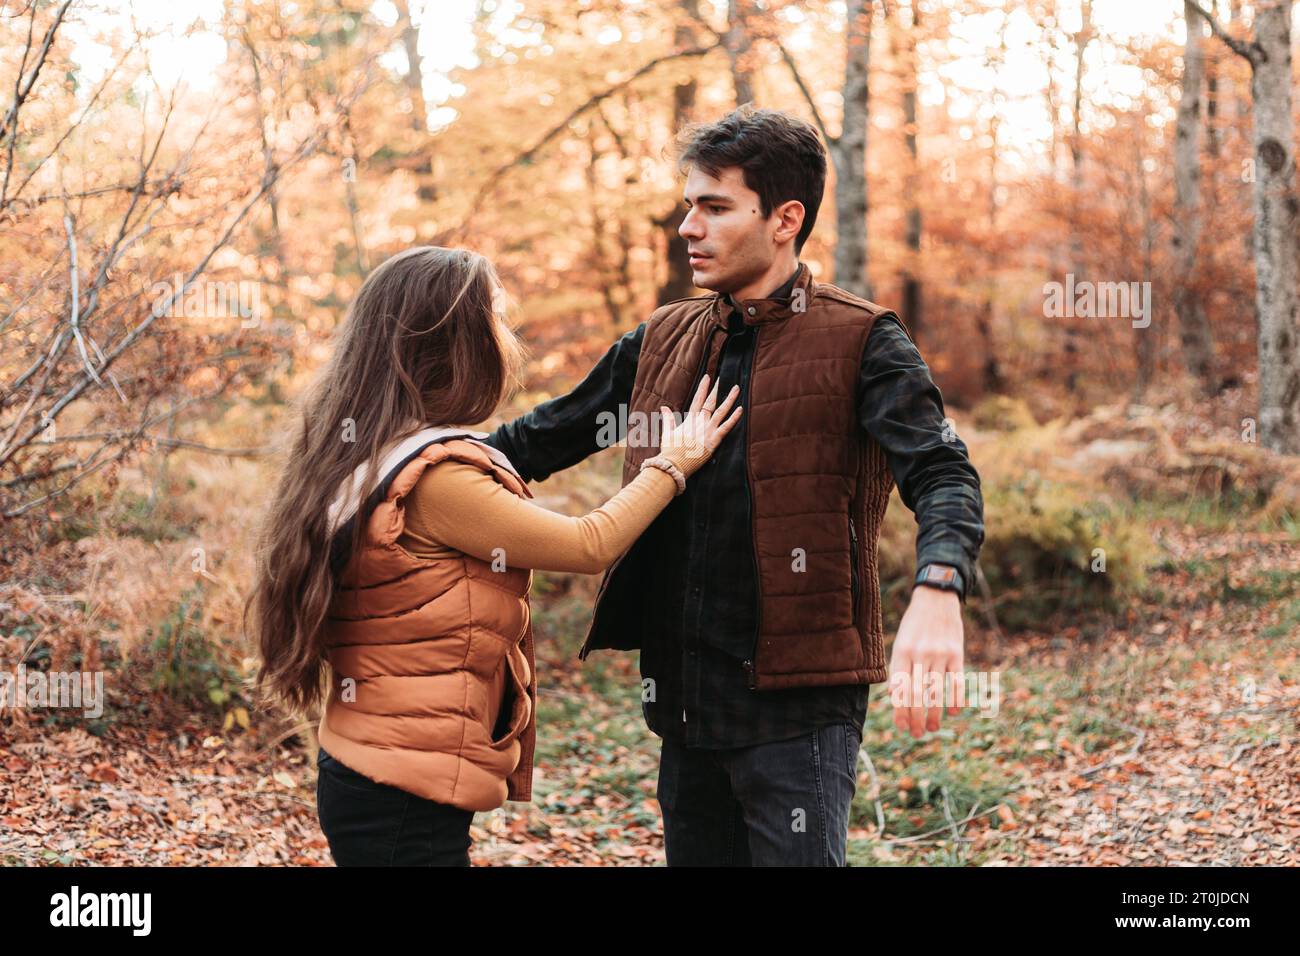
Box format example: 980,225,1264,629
675,105,828,254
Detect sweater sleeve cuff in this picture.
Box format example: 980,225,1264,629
657,435,713,478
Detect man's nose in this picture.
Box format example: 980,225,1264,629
679,207,703,240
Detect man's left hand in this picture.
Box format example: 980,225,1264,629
887,585,965,739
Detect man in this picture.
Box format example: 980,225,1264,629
483,106,984,866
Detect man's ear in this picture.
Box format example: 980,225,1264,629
772,200,805,247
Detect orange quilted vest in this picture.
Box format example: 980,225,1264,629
318,433,537,812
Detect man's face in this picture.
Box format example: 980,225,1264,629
678,164,785,295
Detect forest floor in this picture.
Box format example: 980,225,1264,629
3,391,1299,865
2,516,1296,867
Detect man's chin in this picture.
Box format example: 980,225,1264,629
690,267,726,292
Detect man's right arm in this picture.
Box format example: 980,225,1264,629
482,322,646,483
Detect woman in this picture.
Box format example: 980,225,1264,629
246,246,741,866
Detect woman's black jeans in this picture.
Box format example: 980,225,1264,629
315,746,475,866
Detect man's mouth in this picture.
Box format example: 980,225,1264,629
688,252,711,265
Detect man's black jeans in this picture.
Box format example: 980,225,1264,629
656,721,864,866
315,746,474,866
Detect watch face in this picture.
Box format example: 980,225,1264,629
923,565,957,584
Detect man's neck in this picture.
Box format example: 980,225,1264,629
729,255,800,303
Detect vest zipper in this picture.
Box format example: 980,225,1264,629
849,511,861,626
741,322,762,691
684,305,722,723
690,306,722,393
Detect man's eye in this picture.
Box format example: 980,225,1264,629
708,205,724,214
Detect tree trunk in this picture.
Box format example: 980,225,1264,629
395,0,428,134
894,0,922,343
1248,2,1299,453
394,0,436,202
341,112,368,276
243,36,287,280
1063,0,1092,395
1205,29,1219,158
726,0,756,106
977,130,1004,394
976,9,1005,394
1173,2,1217,394
831,0,872,299
1136,114,1157,401
656,0,702,304
586,139,623,329
1040,1,1063,289
596,102,638,326
1227,0,1258,342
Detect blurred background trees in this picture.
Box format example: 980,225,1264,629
3,0,1296,515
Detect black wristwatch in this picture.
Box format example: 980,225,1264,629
914,563,964,599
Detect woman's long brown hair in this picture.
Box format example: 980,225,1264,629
246,246,524,714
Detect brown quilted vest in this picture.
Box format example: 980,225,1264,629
580,264,911,689
318,435,537,812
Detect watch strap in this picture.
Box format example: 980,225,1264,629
915,563,964,598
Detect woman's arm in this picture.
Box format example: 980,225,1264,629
402,445,703,574
403,375,742,573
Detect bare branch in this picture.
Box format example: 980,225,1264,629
1,110,188,445
1,373,249,512
0,70,377,471
0,0,73,208
18,431,271,457
1186,0,1256,63
1,321,64,402
2,45,131,213
0,249,65,336
0,0,71,143
14,179,178,210
64,211,105,387
453,42,724,233
775,40,832,143
0,327,68,459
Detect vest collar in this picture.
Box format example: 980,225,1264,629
325,425,519,540
711,261,813,329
